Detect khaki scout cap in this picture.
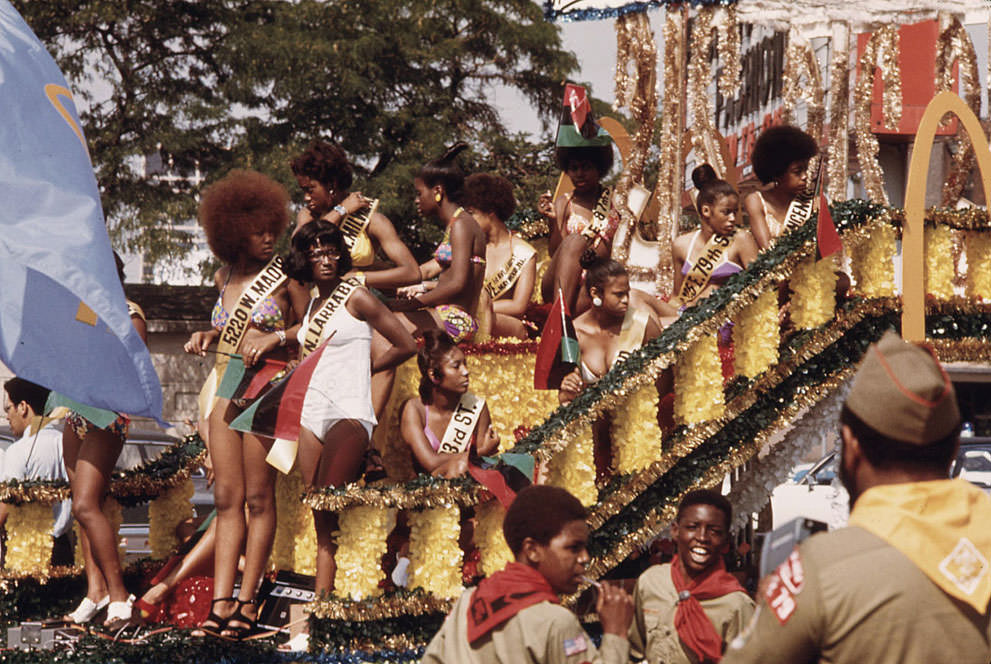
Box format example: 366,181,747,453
846,330,960,444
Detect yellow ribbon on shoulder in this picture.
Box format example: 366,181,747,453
849,479,991,612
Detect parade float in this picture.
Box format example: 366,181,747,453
3,0,991,661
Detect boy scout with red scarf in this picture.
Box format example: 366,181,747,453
724,331,991,663
422,485,634,663
629,489,754,663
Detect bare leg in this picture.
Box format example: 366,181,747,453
372,310,440,420
71,428,127,603
226,431,276,629
62,426,109,604
541,234,592,313
491,313,527,340
370,329,394,419
140,518,217,606
202,399,246,628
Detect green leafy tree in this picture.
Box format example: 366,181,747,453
14,0,579,279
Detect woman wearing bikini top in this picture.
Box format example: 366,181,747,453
673,164,758,307
399,330,499,478
741,125,818,251
183,170,299,639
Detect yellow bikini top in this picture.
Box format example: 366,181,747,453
350,228,374,267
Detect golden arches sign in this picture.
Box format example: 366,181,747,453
903,91,991,341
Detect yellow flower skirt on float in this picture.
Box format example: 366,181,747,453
850,221,897,297
408,506,463,599
334,506,397,600
6,503,54,575
674,333,725,425
790,256,837,329
926,225,955,300
733,289,779,378
474,501,512,577
148,478,194,560
966,231,991,301
611,383,662,474
545,422,597,506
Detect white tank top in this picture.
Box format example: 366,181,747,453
296,296,375,423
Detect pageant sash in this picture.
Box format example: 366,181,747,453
676,232,732,305
197,255,287,419
613,308,649,367
782,188,816,235
339,198,378,253
484,240,536,300
580,186,614,242
300,277,363,358
126,300,146,322
438,391,485,455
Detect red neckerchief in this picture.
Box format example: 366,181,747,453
670,554,747,663
466,562,559,644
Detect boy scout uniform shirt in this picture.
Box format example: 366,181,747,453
629,562,755,663
722,527,991,664
422,588,630,664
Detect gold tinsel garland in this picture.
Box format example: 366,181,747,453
474,500,512,577
611,383,662,474
936,13,981,207
732,289,779,378
782,33,825,141
334,506,396,600
674,333,724,425
932,338,991,363
612,10,659,266
790,257,838,329
652,6,687,297
926,225,956,300
854,24,902,204
148,478,194,560
827,24,851,202
545,423,597,507
308,592,453,622
5,503,53,576
687,7,727,178
850,220,898,297
966,232,991,301
407,507,463,599
715,5,741,99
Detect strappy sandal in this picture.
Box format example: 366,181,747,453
66,595,109,624
219,598,260,640
190,597,234,637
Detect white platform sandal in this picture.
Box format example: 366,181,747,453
67,595,110,624
104,594,135,627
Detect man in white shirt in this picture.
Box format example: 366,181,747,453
1,377,73,566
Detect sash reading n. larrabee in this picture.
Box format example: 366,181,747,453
300,277,363,359
197,255,287,419
484,241,537,300
676,232,733,305
339,199,378,252
580,186,614,242
438,392,486,455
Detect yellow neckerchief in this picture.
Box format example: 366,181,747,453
438,391,485,455
849,479,991,612
675,230,733,306
484,236,536,300
338,198,378,267
300,277,363,359
197,256,287,419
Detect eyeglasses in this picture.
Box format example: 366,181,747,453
307,248,341,262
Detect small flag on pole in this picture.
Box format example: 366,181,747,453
534,289,580,390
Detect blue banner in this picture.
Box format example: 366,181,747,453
544,0,735,22
0,2,163,422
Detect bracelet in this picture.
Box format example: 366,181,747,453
333,204,348,217
275,329,287,346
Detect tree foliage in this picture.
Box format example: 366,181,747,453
13,0,579,278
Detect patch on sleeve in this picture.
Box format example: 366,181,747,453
563,635,588,656
764,549,805,624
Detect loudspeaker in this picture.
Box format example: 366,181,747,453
257,571,316,632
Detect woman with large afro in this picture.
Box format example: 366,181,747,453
183,169,298,638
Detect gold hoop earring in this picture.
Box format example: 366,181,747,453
434,193,442,203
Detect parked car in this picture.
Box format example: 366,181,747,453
115,429,212,558
770,437,991,530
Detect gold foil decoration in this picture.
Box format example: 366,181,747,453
827,24,851,202
936,13,981,206
715,5,741,100
782,32,825,142
853,24,902,205
687,7,727,177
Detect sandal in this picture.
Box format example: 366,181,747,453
191,597,235,637
104,595,135,629
134,596,165,624
67,595,110,624
219,598,260,640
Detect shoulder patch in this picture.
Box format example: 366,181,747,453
764,550,804,624
563,635,588,656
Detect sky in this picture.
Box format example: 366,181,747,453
496,9,667,137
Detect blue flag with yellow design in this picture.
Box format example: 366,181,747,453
0,2,162,421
